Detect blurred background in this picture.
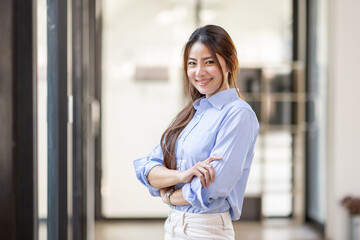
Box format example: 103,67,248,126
1,0,360,240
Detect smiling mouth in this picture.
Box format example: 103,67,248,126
196,78,212,86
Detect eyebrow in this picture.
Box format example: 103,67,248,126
188,56,213,61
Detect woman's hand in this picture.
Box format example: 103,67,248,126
178,156,222,187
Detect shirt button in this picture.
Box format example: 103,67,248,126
197,115,200,118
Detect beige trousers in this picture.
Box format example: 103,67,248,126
164,209,235,240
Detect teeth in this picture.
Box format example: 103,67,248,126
197,79,211,84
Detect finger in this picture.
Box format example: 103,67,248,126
195,170,206,187
205,164,215,182
207,156,223,163
204,168,210,187
199,166,210,187
196,165,211,187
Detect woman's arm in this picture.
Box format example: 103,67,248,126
147,156,222,189
160,188,189,205
157,156,224,206
147,166,182,189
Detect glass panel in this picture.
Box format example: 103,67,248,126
201,0,293,64
102,0,294,218
262,131,294,216
247,101,262,122
264,163,292,190
101,0,195,218
268,71,293,93
267,101,294,125
264,163,292,181
262,193,292,216
37,0,47,238
201,0,295,217
237,68,262,94
264,132,292,160
246,162,262,194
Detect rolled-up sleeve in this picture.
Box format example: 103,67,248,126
182,108,259,209
133,144,164,197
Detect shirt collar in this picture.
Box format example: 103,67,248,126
192,88,239,110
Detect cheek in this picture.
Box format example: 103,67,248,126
187,69,195,79
209,67,223,78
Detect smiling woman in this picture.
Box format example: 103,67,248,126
187,42,230,97
134,25,259,240
184,26,241,100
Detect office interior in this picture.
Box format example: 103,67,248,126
1,0,360,239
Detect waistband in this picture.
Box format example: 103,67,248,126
168,209,232,226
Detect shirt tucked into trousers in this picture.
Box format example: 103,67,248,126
164,209,234,240
134,88,260,239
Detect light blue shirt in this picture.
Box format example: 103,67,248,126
133,88,259,220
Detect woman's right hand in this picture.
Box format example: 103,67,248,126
178,156,222,187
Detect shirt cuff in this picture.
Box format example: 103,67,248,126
182,181,209,209
133,157,163,197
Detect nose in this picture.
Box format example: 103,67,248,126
195,64,205,77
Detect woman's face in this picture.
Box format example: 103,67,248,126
187,42,230,98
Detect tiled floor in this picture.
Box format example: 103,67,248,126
95,219,324,240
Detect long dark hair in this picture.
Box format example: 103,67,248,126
161,25,241,170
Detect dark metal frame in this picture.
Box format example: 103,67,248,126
47,0,71,239
305,0,312,228
290,0,300,220
292,0,299,61
94,0,103,220
94,0,102,219
305,0,326,234
0,0,100,238
72,0,100,238
47,0,100,239
72,0,86,238
0,0,38,239
92,0,103,233
15,1,38,238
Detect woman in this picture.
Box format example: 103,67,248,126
134,25,259,239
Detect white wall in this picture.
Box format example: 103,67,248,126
327,0,360,239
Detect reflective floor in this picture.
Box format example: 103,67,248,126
95,219,324,240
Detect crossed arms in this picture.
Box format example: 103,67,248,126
147,156,222,205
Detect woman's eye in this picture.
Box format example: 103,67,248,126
188,62,196,66
206,60,215,64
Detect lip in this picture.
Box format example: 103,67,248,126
196,78,212,86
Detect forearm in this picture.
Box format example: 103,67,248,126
147,166,182,189
148,155,221,190
161,188,189,206
169,188,189,205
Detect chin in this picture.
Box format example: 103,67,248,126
199,90,215,96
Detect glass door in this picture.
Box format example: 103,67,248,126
101,0,301,219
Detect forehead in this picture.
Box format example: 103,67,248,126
188,42,212,57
